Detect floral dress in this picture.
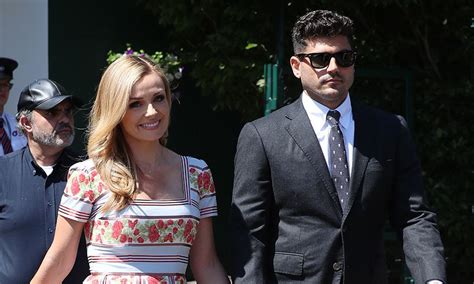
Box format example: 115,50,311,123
58,156,218,284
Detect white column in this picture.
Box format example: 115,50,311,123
0,0,48,115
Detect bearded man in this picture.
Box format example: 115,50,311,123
0,79,89,283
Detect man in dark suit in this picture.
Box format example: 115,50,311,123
230,10,446,284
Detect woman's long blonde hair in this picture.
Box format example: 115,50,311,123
87,55,172,212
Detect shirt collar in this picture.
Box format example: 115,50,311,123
302,91,353,131
23,146,76,177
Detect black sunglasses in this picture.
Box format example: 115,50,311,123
296,51,357,68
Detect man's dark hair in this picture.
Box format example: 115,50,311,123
291,10,354,54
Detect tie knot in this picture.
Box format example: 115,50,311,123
326,110,341,126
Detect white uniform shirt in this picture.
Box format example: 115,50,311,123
0,112,27,156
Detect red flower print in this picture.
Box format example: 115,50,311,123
128,237,132,243
91,170,97,181
101,229,105,235
84,190,95,202
120,278,128,284
185,220,193,231
79,173,86,182
137,237,144,243
70,178,80,195
119,234,127,243
198,174,203,188
210,183,215,193
167,219,174,226
112,221,124,239
128,219,138,229
187,235,194,244
148,225,160,242
147,277,159,284
183,219,194,238
173,227,178,234
157,220,165,229
202,172,211,189
97,183,103,193
95,234,102,243
178,219,184,226
164,233,173,243
198,171,211,190
133,229,140,236
190,168,196,174
104,220,109,227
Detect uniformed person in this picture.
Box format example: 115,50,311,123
0,57,27,155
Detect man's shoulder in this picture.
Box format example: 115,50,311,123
352,99,406,127
60,148,85,166
250,99,300,128
0,147,26,164
2,111,16,121
0,148,27,181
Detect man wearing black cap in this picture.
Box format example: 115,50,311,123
0,79,89,283
0,57,27,155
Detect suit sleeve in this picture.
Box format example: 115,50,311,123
390,116,446,283
230,122,274,283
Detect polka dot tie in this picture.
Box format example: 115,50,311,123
326,110,350,211
0,117,13,154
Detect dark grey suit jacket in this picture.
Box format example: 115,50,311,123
230,97,446,283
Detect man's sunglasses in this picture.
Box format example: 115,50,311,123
295,51,357,68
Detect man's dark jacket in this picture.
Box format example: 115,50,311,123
231,97,446,283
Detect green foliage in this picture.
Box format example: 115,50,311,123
106,45,183,89
140,0,275,119
415,80,474,282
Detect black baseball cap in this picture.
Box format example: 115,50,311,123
0,57,18,80
17,79,76,112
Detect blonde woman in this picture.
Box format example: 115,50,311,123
32,55,229,284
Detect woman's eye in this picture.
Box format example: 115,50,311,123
129,101,141,108
154,95,165,102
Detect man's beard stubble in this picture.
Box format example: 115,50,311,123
31,123,75,148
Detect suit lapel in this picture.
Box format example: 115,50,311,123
284,99,343,218
344,102,371,217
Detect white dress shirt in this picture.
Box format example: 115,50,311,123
302,91,354,177
302,92,444,284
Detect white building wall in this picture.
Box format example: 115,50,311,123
0,0,48,115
